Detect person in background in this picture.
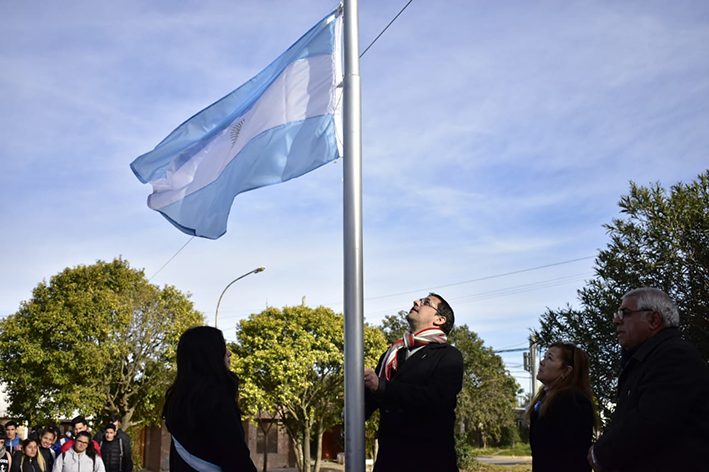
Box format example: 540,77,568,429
10,438,45,472
3,423,20,456
98,425,131,472
59,418,100,458
92,416,130,467
39,428,57,472
527,342,598,472
163,326,257,471
1,431,13,472
52,431,104,472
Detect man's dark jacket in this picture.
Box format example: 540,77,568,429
365,342,463,472
594,327,709,471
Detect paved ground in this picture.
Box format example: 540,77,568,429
266,456,534,470
477,455,533,466
267,460,348,471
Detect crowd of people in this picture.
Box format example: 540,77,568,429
0,415,132,472
3,286,708,472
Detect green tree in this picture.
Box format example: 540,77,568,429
0,258,204,428
232,305,387,472
380,310,408,344
450,326,520,447
533,171,709,427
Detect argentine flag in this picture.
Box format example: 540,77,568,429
130,8,343,239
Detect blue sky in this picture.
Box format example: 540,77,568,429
1,0,708,396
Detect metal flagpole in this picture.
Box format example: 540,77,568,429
342,0,364,471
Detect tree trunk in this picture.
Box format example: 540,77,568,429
302,423,311,472
259,416,274,472
291,433,304,472
312,419,324,472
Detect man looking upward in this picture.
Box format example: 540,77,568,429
364,293,463,472
589,287,709,471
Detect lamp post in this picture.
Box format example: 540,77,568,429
214,266,265,328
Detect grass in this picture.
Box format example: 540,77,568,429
467,464,532,472
472,443,532,457
461,444,533,472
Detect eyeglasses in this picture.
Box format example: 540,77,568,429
419,298,441,314
76,440,89,445
615,309,652,321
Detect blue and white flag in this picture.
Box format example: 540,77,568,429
131,8,343,239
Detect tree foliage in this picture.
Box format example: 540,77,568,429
450,326,520,447
231,305,387,472
533,171,709,427
0,258,204,428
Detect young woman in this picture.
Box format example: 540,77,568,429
10,438,46,472
39,427,57,472
52,431,105,472
527,342,598,472
164,326,257,471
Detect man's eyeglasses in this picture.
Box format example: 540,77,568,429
419,298,440,314
615,309,652,321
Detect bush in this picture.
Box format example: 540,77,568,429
456,433,477,471
498,424,521,447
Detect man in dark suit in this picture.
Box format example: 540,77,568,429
364,293,463,472
589,287,709,472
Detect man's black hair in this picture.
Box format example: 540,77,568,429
5,421,17,429
104,423,117,432
108,414,121,423
429,292,454,334
71,416,87,428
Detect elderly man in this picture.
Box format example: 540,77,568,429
364,293,463,472
589,287,709,472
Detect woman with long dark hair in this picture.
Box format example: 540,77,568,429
526,342,599,472
164,326,257,471
51,431,104,472
10,438,46,472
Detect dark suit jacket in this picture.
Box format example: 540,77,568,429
529,390,594,472
594,327,709,472
365,343,463,472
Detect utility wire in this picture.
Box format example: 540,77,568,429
360,0,414,58
148,237,195,281
362,270,593,318
364,256,594,302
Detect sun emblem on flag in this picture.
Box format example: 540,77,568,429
230,119,245,147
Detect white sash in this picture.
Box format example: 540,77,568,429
172,436,222,472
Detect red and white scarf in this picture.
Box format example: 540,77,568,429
378,327,447,380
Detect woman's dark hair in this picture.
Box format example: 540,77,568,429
164,326,239,425
74,431,98,462
525,342,600,430
42,425,58,441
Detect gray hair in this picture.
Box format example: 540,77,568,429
623,287,680,327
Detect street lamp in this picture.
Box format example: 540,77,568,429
214,266,265,328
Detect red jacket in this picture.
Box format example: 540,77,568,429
60,439,103,457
